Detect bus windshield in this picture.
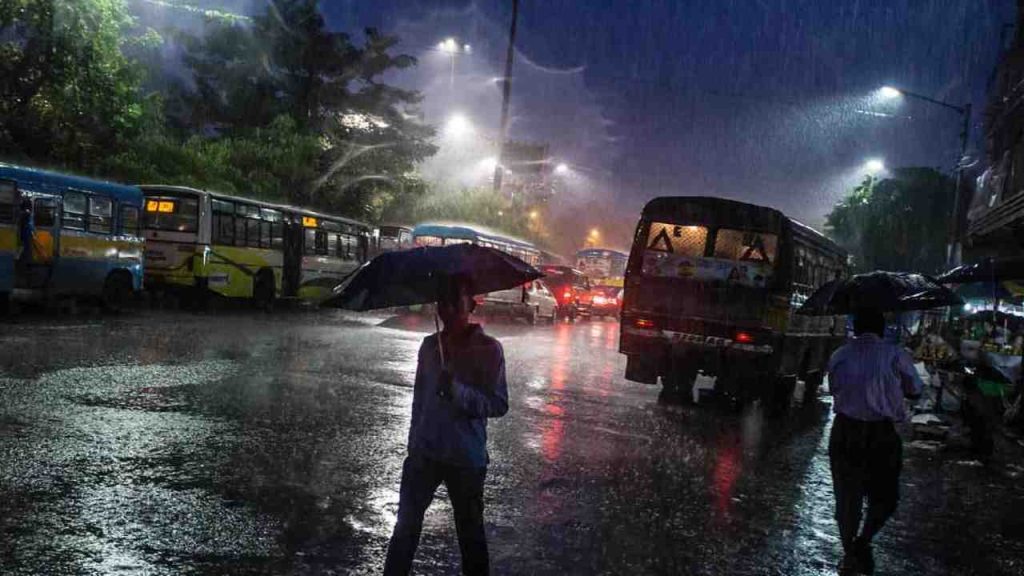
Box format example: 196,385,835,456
143,194,199,233
639,221,777,287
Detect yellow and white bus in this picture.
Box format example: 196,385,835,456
140,185,373,307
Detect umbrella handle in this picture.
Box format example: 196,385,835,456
434,312,446,368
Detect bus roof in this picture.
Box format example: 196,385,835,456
412,223,538,251
139,184,373,231
1,163,142,202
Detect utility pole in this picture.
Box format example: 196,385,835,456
949,102,971,268
492,0,520,195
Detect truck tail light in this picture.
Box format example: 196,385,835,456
734,331,754,344
634,318,656,329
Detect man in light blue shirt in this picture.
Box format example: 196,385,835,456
826,309,924,575
384,276,509,576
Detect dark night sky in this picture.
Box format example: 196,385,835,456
320,1,1013,247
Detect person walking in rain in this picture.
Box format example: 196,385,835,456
18,198,34,267
826,308,923,574
383,275,509,576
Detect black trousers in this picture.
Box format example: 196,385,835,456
829,413,903,551
383,455,488,576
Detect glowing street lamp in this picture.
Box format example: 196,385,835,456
554,162,570,175
437,37,471,88
864,158,885,174
529,210,539,220
878,86,902,99
445,113,473,138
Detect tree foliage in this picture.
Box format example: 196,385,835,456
0,0,436,223
0,0,147,167
825,167,955,274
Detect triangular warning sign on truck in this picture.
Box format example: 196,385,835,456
648,227,674,253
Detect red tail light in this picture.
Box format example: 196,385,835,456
734,331,754,344
635,318,656,329
563,290,572,299
609,298,618,305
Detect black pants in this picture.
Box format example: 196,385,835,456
384,455,488,576
829,413,903,551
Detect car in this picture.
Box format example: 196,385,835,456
538,265,593,320
589,285,622,319
477,279,557,324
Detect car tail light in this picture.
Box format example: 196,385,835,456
563,290,572,299
634,318,656,329
734,331,754,344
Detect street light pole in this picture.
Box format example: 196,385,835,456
950,102,972,267
492,0,520,195
882,87,970,267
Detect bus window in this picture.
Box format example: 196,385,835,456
246,218,260,248
213,206,234,245
88,196,112,234
645,222,707,257
0,180,15,225
270,222,284,249
713,229,778,264
34,198,57,227
234,217,246,246
63,191,87,230
327,233,338,256
144,195,199,233
260,221,271,248
119,205,139,236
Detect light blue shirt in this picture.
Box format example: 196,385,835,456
827,333,925,422
408,325,509,467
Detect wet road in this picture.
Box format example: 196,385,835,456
2,311,1023,575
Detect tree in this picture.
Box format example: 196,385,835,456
175,1,436,219
826,167,955,274
0,0,150,168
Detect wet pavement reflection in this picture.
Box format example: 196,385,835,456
1,311,1023,575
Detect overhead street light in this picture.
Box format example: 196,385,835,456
437,37,471,88
877,84,972,266
445,113,473,138
864,158,885,174
554,162,570,175
878,86,902,99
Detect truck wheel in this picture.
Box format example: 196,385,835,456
101,272,133,313
765,375,797,416
659,368,696,405
801,370,824,406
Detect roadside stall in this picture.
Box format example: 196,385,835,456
937,258,1024,451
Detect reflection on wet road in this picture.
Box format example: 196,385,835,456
1,312,1022,575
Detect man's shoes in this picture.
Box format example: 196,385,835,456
837,553,860,575
852,538,875,575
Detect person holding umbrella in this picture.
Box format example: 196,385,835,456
325,243,540,574
826,308,924,574
798,272,960,574
382,274,508,576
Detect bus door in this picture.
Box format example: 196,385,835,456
30,195,59,274
282,220,303,297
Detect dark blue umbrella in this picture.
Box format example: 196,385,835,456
322,243,542,311
797,271,962,316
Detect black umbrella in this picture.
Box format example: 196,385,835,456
938,256,1024,284
322,243,542,311
797,271,963,316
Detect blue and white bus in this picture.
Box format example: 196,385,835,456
0,164,144,310
412,223,541,266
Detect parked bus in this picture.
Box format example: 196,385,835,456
378,224,414,254
619,196,848,408
141,185,373,307
411,223,541,266
0,164,144,311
